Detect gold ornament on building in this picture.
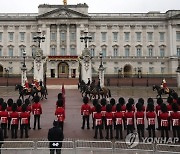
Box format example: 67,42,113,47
63,0,67,5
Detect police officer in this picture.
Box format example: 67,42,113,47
48,120,64,154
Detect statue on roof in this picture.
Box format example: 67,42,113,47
63,0,67,5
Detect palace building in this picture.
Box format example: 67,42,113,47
0,3,180,79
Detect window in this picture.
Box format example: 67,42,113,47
148,48,153,57
147,32,153,42
124,32,130,41
161,67,165,74
160,32,165,42
70,32,76,41
50,32,56,41
102,48,106,57
90,33,95,42
113,48,118,57
101,32,107,42
61,48,66,56
32,47,36,57
177,47,180,57
60,32,66,41
8,47,13,56
114,67,119,73
160,48,165,57
70,47,76,55
31,32,36,42
9,32,14,41
20,32,25,42
0,32,2,42
136,48,142,57
9,67,13,73
19,47,25,56
125,48,130,57
90,48,95,57
50,46,56,56
149,67,154,74
136,32,141,42
113,32,118,42
0,48,2,56
177,32,180,41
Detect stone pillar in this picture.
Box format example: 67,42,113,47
21,67,27,86
67,24,70,55
80,48,92,84
33,48,44,82
98,66,104,87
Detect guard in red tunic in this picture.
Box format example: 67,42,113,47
94,104,103,139
24,80,31,92
10,103,19,138
171,103,180,140
118,97,126,130
25,98,31,129
110,98,116,129
20,104,30,138
7,98,13,130
114,103,123,139
146,103,156,138
155,98,163,130
159,103,169,140
105,104,113,139
100,98,107,129
32,95,42,130
0,103,8,138
135,103,145,141
55,99,65,131
124,102,134,135
81,96,91,129
167,96,173,130
91,99,98,129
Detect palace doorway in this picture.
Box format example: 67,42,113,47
58,62,69,78
123,64,132,78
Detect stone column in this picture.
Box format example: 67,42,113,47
98,66,105,87
177,73,180,88
21,67,27,86
57,25,60,55
66,24,70,55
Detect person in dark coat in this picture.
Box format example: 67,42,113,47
48,120,64,154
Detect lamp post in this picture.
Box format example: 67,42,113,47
98,52,104,87
23,50,26,67
80,31,92,49
21,50,27,86
33,32,45,48
4,68,9,87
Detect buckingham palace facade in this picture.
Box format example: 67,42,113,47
0,3,180,79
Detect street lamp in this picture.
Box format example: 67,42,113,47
22,50,26,68
4,68,9,87
99,52,103,68
80,31,92,49
33,32,45,48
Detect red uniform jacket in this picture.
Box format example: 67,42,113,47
155,105,161,117
81,104,91,116
94,112,102,126
146,111,156,125
32,102,42,115
171,112,180,126
0,110,8,123
55,107,65,122
114,111,123,125
125,111,134,125
26,105,32,114
101,106,106,117
135,111,144,125
20,112,30,124
159,112,169,127
91,106,96,118
10,112,19,125
105,112,113,126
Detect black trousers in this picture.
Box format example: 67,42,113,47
1,123,7,138
82,115,89,129
115,124,123,139
161,126,169,139
50,149,61,154
148,125,156,138
102,117,106,129
11,124,18,138
127,125,133,135
137,124,144,140
20,124,28,138
33,115,41,129
106,125,113,139
172,126,180,139
94,125,103,138
58,122,64,132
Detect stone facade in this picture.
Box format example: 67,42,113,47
0,3,180,79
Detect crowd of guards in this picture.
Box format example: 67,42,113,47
81,93,180,141
0,95,42,139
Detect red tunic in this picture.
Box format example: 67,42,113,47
26,105,32,114
146,111,156,125
155,105,161,117
10,112,19,125
94,112,102,126
81,104,91,116
55,107,65,122
0,111,8,123
32,102,42,115
171,112,180,126
91,106,97,118
125,111,134,125
159,112,169,127
20,112,30,124
114,111,123,125
101,106,106,117
105,112,113,126
135,111,144,125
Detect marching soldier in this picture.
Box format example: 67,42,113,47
81,96,91,129
25,98,32,129
91,99,98,129
20,104,30,138
0,103,8,138
105,104,113,139
7,98,13,130
100,98,107,129
32,95,42,130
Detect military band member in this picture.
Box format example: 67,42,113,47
91,99,98,129
32,96,42,130
94,104,103,139
81,96,91,129
100,98,107,129
0,103,8,138
20,104,30,138
7,98,13,130
125,103,134,135
55,99,65,131
118,97,126,130
10,103,19,138
25,98,31,129
105,104,113,139
155,98,163,130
